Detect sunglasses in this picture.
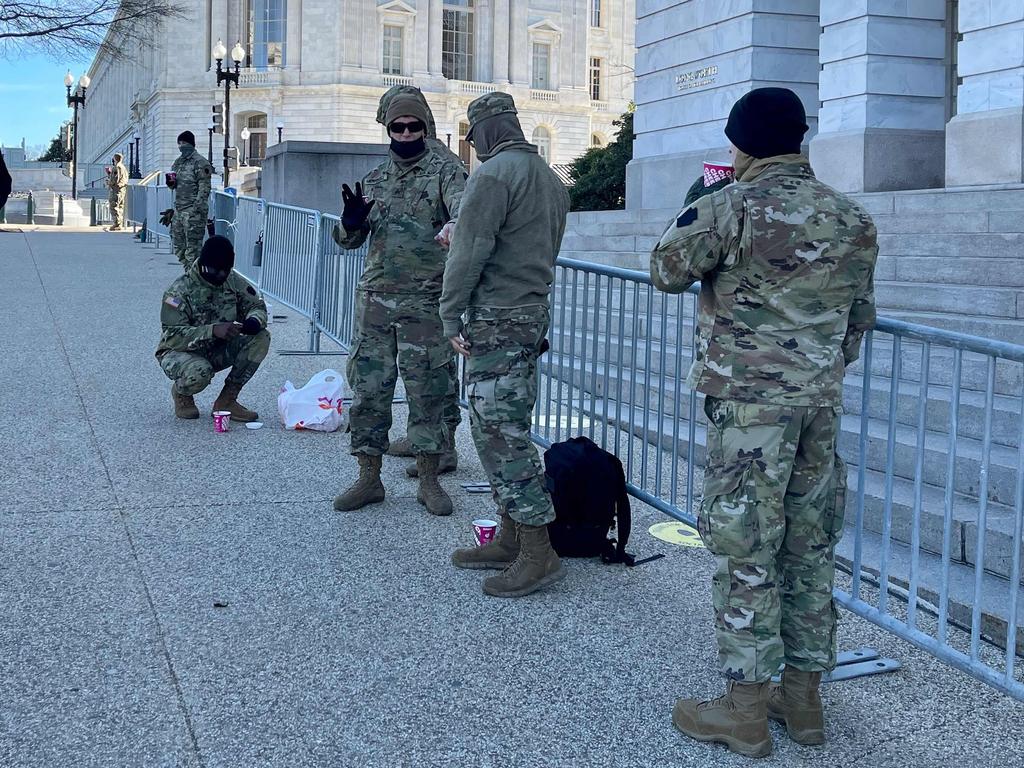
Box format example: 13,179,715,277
389,120,425,135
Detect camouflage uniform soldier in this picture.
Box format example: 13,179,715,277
650,88,878,757
374,86,463,478
156,236,270,421
106,153,128,230
331,88,468,517
443,93,571,598
168,130,214,269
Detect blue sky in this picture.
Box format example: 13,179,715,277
0,51,97,156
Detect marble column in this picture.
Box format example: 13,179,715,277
810,1,948,193
946,1,1024,185
509,0,529,85
414,0,430,76
492,0,510,83
476,0,493,82
429,0,443,76
625,0,820,210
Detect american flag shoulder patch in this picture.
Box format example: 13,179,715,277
164,296,182,309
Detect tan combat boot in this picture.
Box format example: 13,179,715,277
171,384,199,419
415,454,454,516
767,667,825,745
482,523,565,597
672,681,772,758
406,444,458,477
387,436,415,457
451,511,519,569
212,380,258,422
333,454,386,511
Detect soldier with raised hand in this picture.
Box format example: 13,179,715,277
649,87,877,757
105,153,129,231
373,85,463,479
156,235,270,422
442,92,571,598
331,87,468,517
167,130,214,269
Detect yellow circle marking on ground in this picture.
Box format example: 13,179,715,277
649,521,706,548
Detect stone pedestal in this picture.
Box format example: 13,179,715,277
945,3,1024,185
626,0,820,211
810,1,949,192
261,141,389,213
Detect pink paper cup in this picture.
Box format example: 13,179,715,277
472,519,498,547
213,411,231,433
702,160,735,187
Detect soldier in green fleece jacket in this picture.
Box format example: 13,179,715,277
440,92,571,598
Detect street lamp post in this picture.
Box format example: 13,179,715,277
64,71,91,199
276,121,284,143
127,142,135,178
240,127,250,166
132,131,142,178
207,120,215,165
213,39,245,187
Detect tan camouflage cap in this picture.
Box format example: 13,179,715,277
376,85,437,138
466,92,517,139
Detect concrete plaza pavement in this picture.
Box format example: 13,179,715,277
1,228,1023,767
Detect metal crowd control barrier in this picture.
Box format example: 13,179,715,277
148,186,1024,701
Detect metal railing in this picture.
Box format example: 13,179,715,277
139,185,1024,701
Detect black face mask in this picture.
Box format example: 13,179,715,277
390,137,426,159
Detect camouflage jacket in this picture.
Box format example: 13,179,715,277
650,155,878,406
171,149,214,212
106,162,128,192
155,265,268,358
333,146,467,295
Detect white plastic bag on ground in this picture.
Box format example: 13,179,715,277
277,369,348,431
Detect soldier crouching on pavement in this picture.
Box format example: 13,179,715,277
156,235,270,422
331,87,468,517
374,86,463,479
442,93,571,598
650,88,877,757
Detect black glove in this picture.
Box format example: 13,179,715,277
241,316,262,335
341,182,375,231
159,208,174,226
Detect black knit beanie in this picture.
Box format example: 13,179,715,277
177,130,196,147
724,87,808,159
198,235,234,285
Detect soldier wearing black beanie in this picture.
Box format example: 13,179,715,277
177,130,196,147
724,87,808,158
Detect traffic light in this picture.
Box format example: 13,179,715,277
212,103,224,134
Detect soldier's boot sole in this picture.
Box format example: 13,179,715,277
333,482,386,512
482,562,566,598
450,543,518,570
672,701,772,759
406,451,458,477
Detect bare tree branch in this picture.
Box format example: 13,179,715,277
0,1,185,62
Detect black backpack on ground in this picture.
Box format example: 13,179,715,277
543,436,635,566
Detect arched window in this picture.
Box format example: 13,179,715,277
533,126,551,164
243,113,268,166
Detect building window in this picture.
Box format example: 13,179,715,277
591,0,602,28
589,57,603,101
458,120,472,167
247,114,268,166
442,0,474,80
382,24,404,75
247,0,287,68
532,43,551,90
533,126,551,164
591,133,605,147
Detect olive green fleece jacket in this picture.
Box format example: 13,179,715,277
439,141,571,337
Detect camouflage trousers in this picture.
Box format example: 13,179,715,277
158,330,271,395
464,308,554,527
347,291,458,457
699,395,847,682
108,189,125,228
171,206,208,269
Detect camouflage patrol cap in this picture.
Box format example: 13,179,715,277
466,92,517,139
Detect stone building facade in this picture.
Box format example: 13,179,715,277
628,1,1024,209
76,0,635,186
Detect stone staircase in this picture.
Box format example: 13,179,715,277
552,185,1024,601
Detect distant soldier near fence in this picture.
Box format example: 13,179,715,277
106,153,128,231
